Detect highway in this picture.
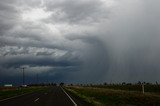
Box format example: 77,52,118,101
0,86,81,106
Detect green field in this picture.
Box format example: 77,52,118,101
66,85,160,106
0,86,47,100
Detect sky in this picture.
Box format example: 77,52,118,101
0,0,160,84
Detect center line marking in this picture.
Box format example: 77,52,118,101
34,98,39,102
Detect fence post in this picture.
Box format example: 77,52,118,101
142,84,144,94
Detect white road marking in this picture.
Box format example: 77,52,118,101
34,98,39,102
60,86,77,106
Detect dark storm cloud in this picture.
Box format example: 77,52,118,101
0,0,160,84
0,56,77,68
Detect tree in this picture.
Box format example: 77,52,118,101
60,82,64,86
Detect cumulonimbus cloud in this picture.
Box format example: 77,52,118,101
0,0,160,84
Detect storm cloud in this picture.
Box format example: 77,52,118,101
0,0,160,84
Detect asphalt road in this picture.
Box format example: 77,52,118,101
0,86,77,106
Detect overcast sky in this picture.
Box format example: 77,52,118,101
0,0,160,84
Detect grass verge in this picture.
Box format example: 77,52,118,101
0,86,47,100
65,86,160,106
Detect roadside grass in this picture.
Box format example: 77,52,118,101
0,86,47,100
65,86,160,106
92,84,160,93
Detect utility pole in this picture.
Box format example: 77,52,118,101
21,67,26,85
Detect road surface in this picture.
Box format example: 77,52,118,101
0,86,81,106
